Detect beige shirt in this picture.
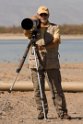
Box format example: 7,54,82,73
26,23,61,69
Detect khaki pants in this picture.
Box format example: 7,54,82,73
31,68,67,116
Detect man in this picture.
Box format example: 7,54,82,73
23,5,71,120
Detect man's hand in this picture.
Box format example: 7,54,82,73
24,30,33,39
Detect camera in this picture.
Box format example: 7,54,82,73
21,18,40,30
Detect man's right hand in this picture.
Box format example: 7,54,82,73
23,30,32,39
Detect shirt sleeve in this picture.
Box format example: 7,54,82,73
53,25,61,43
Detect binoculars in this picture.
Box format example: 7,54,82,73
21,18,40,30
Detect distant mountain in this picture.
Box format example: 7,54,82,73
0,0,83,26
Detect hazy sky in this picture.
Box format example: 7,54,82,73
0,0,83,26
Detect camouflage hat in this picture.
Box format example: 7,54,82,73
37,6,49,15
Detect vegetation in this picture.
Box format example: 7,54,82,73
0,26,22,34
0,24,83,35
60,24,83,35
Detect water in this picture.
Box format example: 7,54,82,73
0,39,28,62
59,39,83,63
0,39,83,63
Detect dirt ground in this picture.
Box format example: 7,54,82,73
0,62,83,124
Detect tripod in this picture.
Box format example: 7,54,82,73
9,32,47,120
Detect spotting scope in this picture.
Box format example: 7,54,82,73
21,18,40,30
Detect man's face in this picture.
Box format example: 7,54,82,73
37,13,49,24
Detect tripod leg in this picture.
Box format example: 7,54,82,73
32,46,47,120
37,71,47,120
9,73,19,93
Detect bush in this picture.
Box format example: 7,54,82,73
0,24,83,35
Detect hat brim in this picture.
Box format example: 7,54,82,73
37,11,49,15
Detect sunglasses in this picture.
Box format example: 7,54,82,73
40,13,48,17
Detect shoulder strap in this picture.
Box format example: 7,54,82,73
50,23,57,26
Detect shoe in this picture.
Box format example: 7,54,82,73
38,112,44,120
38,112,47,120
59,113,71,120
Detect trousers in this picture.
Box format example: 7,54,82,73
31,68,67,116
